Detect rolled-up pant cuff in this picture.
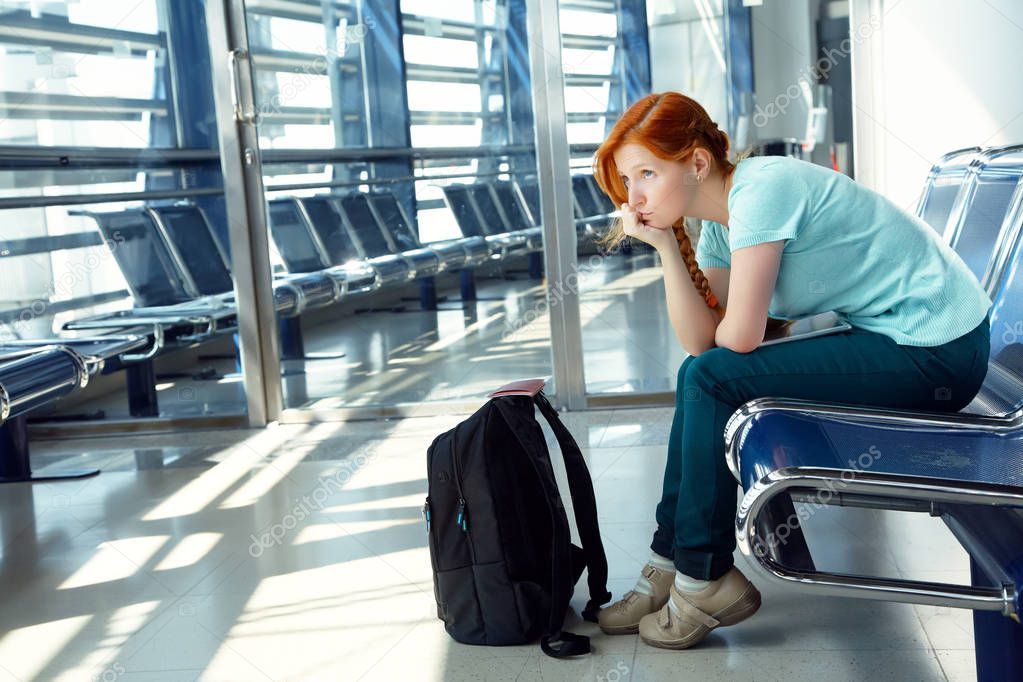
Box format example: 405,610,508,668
650,528,673,561
672,549,734,581
650,531,734,581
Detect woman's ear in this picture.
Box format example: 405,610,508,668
690,148,711,182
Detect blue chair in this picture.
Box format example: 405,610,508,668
365,191,490,269
441,184,528,258
945,145,1023,289
69,207,241,339
916,146,981,237
149,204,338,314
334,194,426,280
489,182,543,250
516,176,614,244
266,198,382,294
0,338,146,482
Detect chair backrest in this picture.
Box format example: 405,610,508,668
148,205,235,297
441,185,486,239
916,147,980,236
297,196,362,265
572,175,603,218
491,182,534,230
585,174,616,213
337,193,395,259
266,199,331,273
946,146,1023,288
82,208,194,307
981,200,1023,413
367,192,422,251
467,184,511,237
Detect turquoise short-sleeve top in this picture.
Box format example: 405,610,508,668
694,156,992,346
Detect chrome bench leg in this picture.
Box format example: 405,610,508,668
0,415,99,484
972,557,1023,679
127,359,159,418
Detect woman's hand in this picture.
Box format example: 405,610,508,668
620,203,677,253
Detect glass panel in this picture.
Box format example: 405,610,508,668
564,0,729,396
0,0,250,422
239,0,553,410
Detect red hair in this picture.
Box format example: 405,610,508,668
593,92,734,315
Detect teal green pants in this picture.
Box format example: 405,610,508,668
651,315,991,580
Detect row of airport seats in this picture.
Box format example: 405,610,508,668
728,144,1023,678
0,172,618,476
439,175,618,250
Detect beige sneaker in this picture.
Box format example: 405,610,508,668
597,563,676,635
638,566,761,649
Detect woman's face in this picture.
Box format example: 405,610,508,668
612,142,697,229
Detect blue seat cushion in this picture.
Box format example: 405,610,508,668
735,408,1023,493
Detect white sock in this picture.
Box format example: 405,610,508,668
633,553,675,596
648,552,675,571
674,571,711,593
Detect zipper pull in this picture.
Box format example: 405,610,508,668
422,498,431,533
456,498,468,532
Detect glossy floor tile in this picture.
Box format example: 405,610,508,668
0,412,986,680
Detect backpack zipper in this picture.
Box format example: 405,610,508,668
422,497,431,533
449,438,476,562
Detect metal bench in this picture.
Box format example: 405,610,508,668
0,346,91,483
0,336,150,482
726,144,1023,680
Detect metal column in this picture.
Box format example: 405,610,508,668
524,0,586,411
205,0,284,426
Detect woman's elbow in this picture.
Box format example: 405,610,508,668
716,327,765,357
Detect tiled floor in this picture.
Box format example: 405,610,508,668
1,410,979,681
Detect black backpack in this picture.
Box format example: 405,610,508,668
423,379,612,658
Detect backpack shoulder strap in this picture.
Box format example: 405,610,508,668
533,392,613,622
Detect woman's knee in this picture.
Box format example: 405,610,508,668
675,355,699,396
680,348,731,402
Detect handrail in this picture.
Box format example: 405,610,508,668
0,187,223,211
0,143,601,171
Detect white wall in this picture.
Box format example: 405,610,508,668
646,0,728,127
850,0,1023,209
749,0,818,143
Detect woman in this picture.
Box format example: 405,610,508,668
590,92,992,650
